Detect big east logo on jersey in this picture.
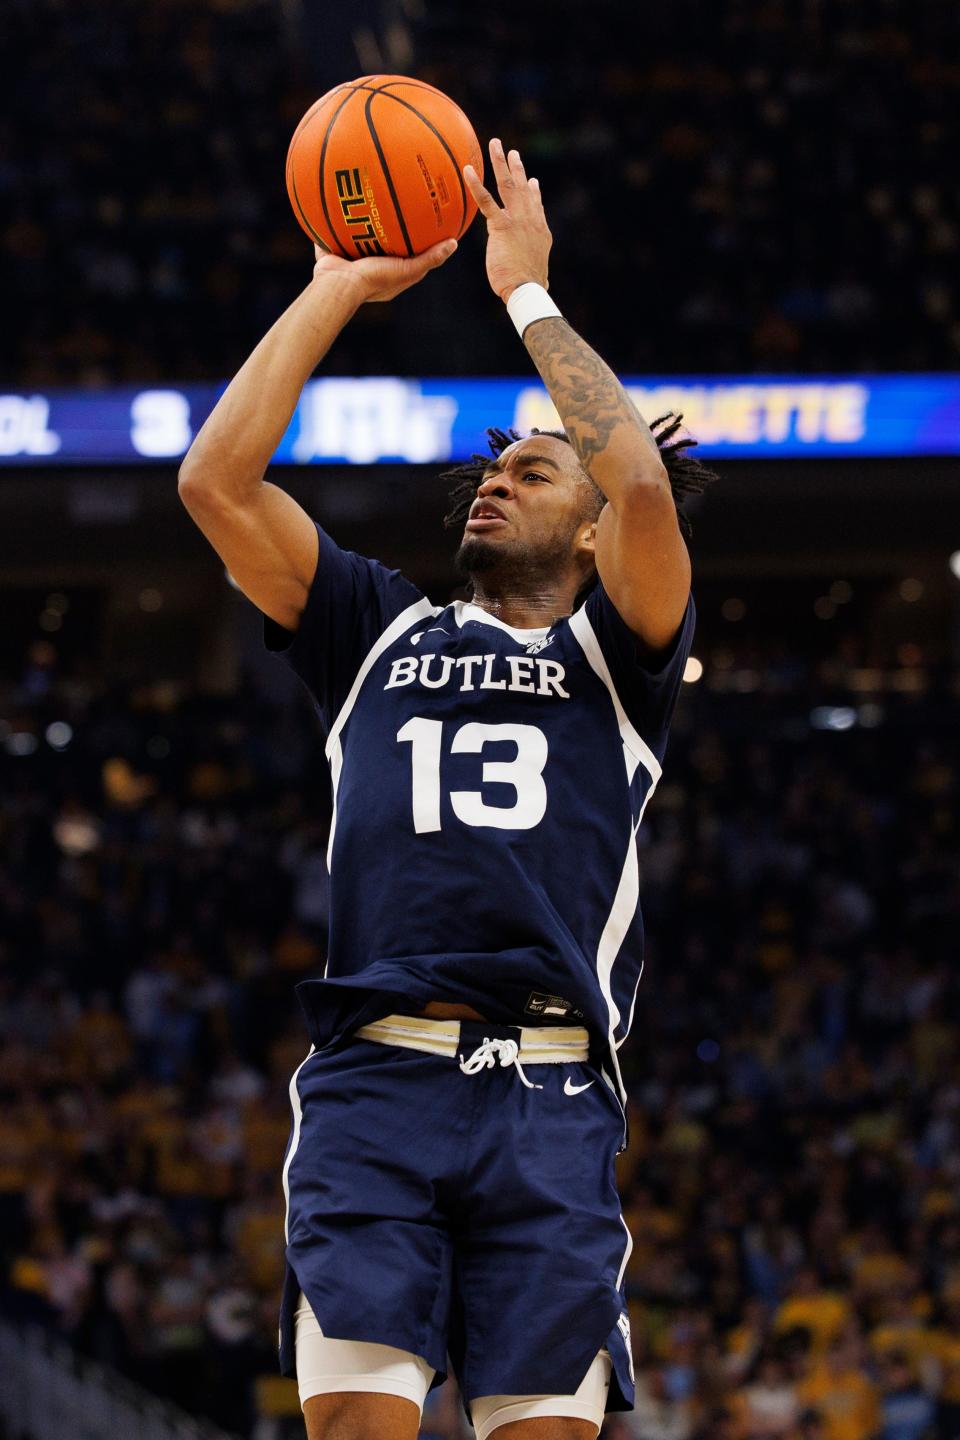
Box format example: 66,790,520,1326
384,651,571,698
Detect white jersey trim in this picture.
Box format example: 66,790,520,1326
615,771,664,1048
326,737,342,881
453,600,550,644
324,597,439,871
594,824,640,1108
569,605,667,1079
567,607,662,786
596,826,640,1039
282,1045,316,1244
617,1214,634,1290
618,961,644,1051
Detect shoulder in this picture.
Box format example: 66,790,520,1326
266,522,427,647
570,582,695,673
262,522,434,730
563,581,696,762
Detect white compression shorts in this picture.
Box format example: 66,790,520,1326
294,1291,612,1437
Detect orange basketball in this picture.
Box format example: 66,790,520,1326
286,75,483,259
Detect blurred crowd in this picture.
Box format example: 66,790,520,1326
4,0,959,385
1,622,958,1440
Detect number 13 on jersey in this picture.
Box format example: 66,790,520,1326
397,718,549,833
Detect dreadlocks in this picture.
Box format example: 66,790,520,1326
441,414,718,541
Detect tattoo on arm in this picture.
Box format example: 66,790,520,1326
522,317,662,475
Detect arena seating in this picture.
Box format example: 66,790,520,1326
1,634,956,1438
4,0,958,385
4,5,958,1437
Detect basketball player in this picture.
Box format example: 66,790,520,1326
179,138,715,1439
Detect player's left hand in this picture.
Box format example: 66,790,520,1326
464,138,552,303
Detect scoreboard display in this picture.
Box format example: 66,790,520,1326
1,374,958,466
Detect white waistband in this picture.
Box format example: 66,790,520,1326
354,1013,590,1065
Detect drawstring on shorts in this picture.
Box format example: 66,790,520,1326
458,1035,543,1090
353,1014,590,1084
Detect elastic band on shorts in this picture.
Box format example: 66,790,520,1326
470,1349,612,1439
354,1013,589,1065
294,1292,435,1412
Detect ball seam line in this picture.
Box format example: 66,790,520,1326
364,90,415,258
317,87,364,258
363,86,471,238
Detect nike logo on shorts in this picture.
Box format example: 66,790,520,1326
563,1077,595,1096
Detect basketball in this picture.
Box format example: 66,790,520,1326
286,75,483,259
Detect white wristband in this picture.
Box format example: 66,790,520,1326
506,282,562,339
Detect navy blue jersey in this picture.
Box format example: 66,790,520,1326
264,522,695,1109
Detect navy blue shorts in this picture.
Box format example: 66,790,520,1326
279,1020,635,1412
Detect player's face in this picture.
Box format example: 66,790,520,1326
456,436,597,579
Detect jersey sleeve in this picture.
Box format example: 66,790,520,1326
582,582,696,763
262,521,431,733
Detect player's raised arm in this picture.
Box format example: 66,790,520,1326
178,240,456,632
464,139,690,652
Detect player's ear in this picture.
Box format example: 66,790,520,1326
576,521,597,557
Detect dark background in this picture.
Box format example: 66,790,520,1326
2,3,959,1439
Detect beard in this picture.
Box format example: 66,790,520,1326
454,535,507,576
454,530,574,588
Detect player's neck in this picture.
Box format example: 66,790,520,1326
467,578,578,630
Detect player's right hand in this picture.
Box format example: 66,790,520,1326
312,240,457,304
